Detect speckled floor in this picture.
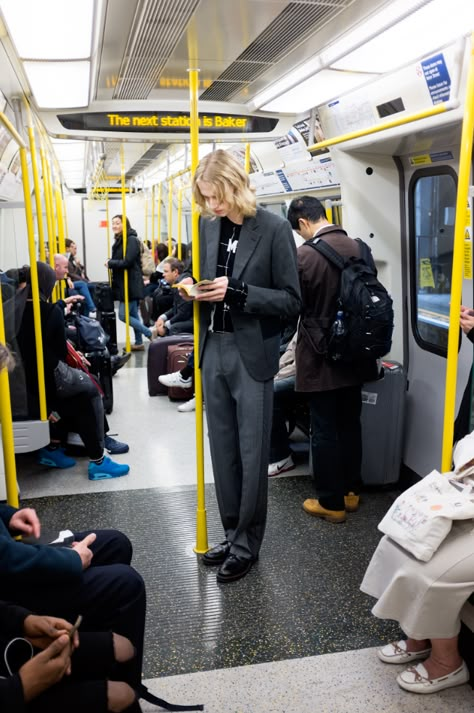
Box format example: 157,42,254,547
23,479,402,678
11,331,474,711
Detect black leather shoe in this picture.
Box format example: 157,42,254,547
216,554,255,583
111,352,131,375
202,541,231,566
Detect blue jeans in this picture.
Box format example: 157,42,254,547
68,280,96,313
118,300,152,344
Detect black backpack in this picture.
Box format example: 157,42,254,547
304,237,394,363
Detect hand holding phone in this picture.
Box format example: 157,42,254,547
69,615,82,642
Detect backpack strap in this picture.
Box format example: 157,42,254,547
138,684,204,711
303,238,345,270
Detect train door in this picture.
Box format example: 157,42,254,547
401,146,474,477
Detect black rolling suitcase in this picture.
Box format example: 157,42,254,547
86,348,114,414
147,334,194,396
94,283,115,312
360,360,406,486
98,310,118,355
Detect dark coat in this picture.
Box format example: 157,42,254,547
108,229,144,302
164,270,194,327
296,225,368,392
198,207,301,382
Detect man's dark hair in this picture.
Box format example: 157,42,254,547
164,257,184,274
65,238,75,249
287,196,327,230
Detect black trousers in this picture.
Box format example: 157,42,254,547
51,392,103,459
28,633,142,713
1,530,146,688
309,384,363,511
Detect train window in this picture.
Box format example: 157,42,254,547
409,167,458,356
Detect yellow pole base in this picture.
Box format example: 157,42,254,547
193,507,209,554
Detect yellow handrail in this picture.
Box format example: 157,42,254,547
307,101,456,153
120,145,131,353
167,178,173,255
441,34,474,471
0,294,18,507
189,67,208,554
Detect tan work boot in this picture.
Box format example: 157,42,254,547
302,499,346,523
344,492,360,512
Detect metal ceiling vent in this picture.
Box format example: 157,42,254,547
125,143,168,179
114,0,201,100
200,0,353,102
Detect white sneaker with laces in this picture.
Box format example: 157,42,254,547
268,455,295,477
159,371,192,388
178,397,196,412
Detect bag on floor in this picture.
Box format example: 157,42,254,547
378,468,474,561
75,314,109,351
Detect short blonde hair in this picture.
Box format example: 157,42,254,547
192,150,256,218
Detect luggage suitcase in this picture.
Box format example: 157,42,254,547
166,343,194,400
98,310,118,355
360,360,406,485
93,283,115,313
147,334,194,396
85,348,114,414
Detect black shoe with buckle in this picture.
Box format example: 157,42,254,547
216,554,256,583
202,541,230,566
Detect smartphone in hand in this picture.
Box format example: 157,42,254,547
69,615,82,640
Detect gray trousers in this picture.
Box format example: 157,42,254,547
201,332,273,560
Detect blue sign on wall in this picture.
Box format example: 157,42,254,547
276,169,293,192
421,53,451,105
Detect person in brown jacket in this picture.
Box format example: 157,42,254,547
288,196,367,524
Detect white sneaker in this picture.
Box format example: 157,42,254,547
268,455,295,477
89,311,97,319
178,397,196,412
67,432,85,447
159,371,192,388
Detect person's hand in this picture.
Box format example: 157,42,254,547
23,615,79,651
64,295,85,305
105,260,110,268
8,508,41,538
460,305,474,335
19,635,71,702
71,533,97,569
67,278,74,290
176,277,194,302
194,276,228,302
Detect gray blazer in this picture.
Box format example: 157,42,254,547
198,207,301,381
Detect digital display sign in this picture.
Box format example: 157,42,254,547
57,112,279,134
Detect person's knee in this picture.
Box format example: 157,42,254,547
112,633,135,663
107,681,136,712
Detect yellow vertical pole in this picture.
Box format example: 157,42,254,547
324,199,333,224
188,67,207,553
151,185,155,260
55,179,66,254
441,33,474,472
105,193,111,285
25,107,46,263
244,142,251,174
120,145,131,353
144,193,148,246
39,138,54,265
177,186,183,261
0,292,19,507
157,182,162,247
167,179,173,255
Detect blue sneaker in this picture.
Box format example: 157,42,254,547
38,447,76,469
104,435,129,455
88,456,130,481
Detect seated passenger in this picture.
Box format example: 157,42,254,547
268,333,301,477
0,602,141,713
454,305,474,443
153,257,193,337
54,253,97,317
361,521,472,694
16,263,129,480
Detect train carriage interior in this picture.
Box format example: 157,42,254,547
0,0,474,710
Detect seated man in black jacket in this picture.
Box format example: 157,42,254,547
153,257,193,336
